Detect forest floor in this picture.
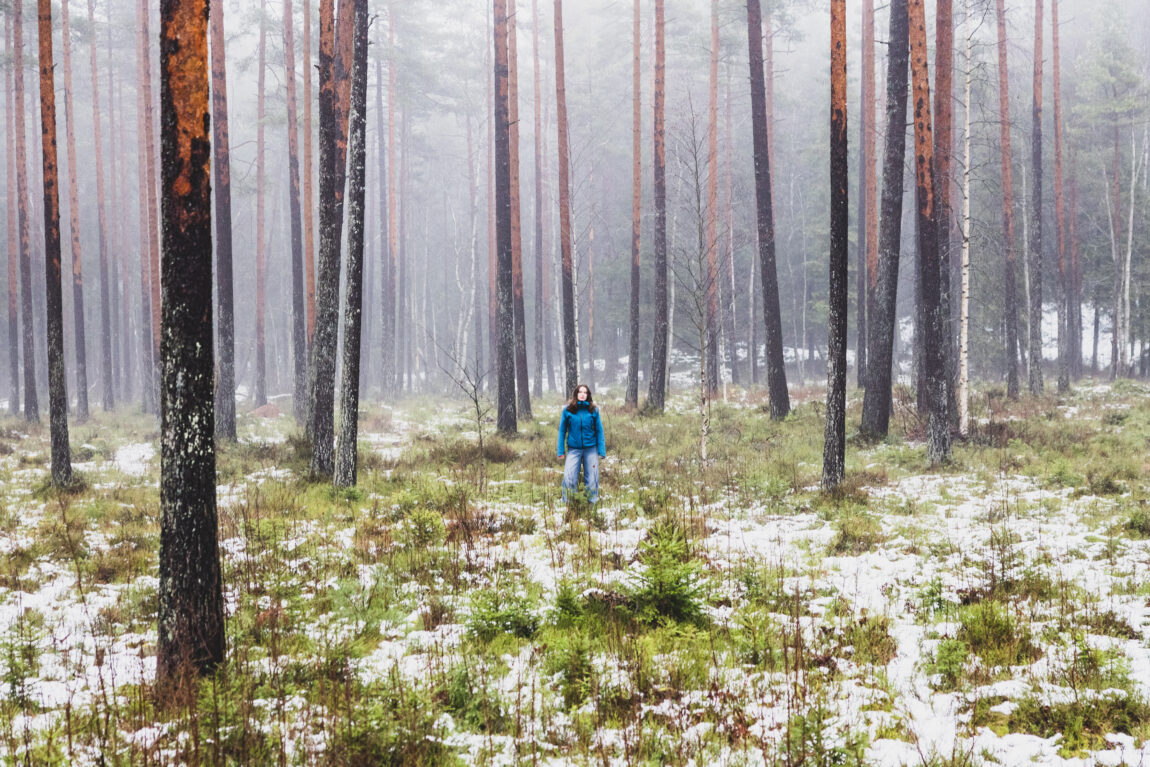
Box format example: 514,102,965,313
3,379,1150,765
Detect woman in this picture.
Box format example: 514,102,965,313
556,384,606,504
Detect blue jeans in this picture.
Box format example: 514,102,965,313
562,448,600,503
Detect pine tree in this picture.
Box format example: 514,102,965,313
646,0,668,412
210,0,236,440
86,0,113,412
554,0,578,395
309,0,355,477
625,0,641,408
747,0,789,420
157,0,225,683
909,0,951,464
37,0,73,485
996,0,1021,399
495,0,518,433
335,0,369,487
823,0,848,489
59,0,89,422
860,0,910,439
284,0,308,419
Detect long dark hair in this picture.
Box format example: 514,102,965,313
566,384,597,413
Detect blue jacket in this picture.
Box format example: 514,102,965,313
557,402,606,457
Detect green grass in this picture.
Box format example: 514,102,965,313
3,382,1150,763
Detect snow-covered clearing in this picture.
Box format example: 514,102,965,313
3,385,1150,764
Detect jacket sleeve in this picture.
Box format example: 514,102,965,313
596,410,606,456
557,411,568,455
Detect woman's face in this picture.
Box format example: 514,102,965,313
576,387,589,401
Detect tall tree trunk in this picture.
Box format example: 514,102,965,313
995,0,1020,398
1051,0,1068,392
387,7,400,397
487,10,497,389
59,0,89,423
135,15,155,415
646,0,667,411
157,0,225,683
508,0,532,419
285,0,308,421
6,15,20,417
909,0,951,464
856,0,875,388
723,69,739,387
495,0,518,432
140,0,161,409
376,57,394,398
37,0,73,484
860,0,909,439
532,0,546,398
704,0,720,397
1068,166,1081,377
111,63,131,404
13,1,39,423
625,0,641,407
309,0,355,477
254,0,268,407
824,0,848,488
554,0,578,394
959,1,972,436
934,0,955,415
747,0,789,420
303,0,316,346
334,0,369,487
85,0,112,413
209,0,236,440
1028,0,1044,394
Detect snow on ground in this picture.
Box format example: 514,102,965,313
114,442,154,476
5,387,1150,764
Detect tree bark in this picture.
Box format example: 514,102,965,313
285,0,308,420
532,0,546,398
495,0,518,432
387,7,399,397
254,0,268,408
554,0,578,394
704,0,720,397
860,0,909,439
303,0,317,346
856,0,875,388
909,0,951,464
376,56,394,398
625,0,641,408
209,0,236,440
135,14,156,415
646,0,668,411
507,0,532,419
13,2,39,423
1028,0,1044,394
934,0,955,414
824,0,848,489
309,0,355,477
157,0,225,683
59,0,88,422
996,0,1020,398
1068,166,1081,377
334,0,369,487
37,0,73,485
140,0,161,409
85,0,113,413
747,0,789,420
959,1,972,436
6,15,21,417
723,69,739,387
1051,0,1068,392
